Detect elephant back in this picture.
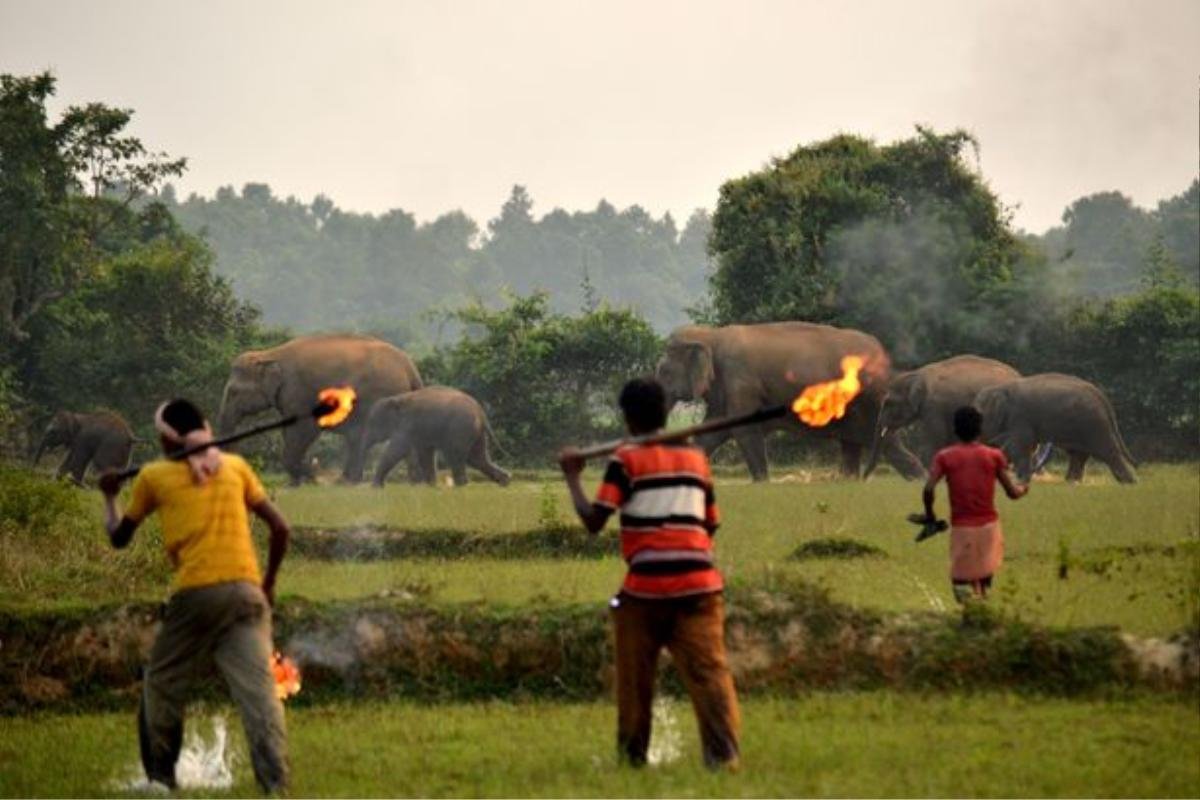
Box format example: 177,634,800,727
255,334,424,420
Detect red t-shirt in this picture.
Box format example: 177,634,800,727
930,442,1008,527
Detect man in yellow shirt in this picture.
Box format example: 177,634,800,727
99,398,292,793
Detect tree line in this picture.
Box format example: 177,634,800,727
159,182,712,341
2,72,1196,467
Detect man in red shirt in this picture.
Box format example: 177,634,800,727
922,405,1029,602
559,378,739,770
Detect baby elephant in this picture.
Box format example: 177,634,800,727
360,387,511,488
974,373,1137,484
33,410,137,485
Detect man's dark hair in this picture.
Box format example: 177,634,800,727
954,405,983,442
161,398,206,436
619,377,668,434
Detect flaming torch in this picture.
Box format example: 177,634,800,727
573,356,867,460
272,651,302,701
113,386,358,483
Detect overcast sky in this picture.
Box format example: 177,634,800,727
2,0,1196,232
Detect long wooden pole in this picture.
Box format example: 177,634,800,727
114,400,336,482
574,404,789,460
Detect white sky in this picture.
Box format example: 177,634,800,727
2,0,1197,232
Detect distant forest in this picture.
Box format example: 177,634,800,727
159,177,1198,346
160,184,712,343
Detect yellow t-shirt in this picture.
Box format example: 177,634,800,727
125,453,268,592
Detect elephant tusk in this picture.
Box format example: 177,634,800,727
879,426,890,438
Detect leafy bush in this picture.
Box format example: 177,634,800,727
0,464,168,608
420,293,662,464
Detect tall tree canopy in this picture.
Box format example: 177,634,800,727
707,128,1040,364
0,72,185,352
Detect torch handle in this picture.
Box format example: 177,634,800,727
575,404,789,460
115,412,304,483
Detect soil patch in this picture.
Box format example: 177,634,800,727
2,583,1196,713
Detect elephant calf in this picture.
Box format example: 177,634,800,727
358,387,510,488
33,410,137,485
974,373,1137,484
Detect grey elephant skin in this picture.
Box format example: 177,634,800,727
974,373,1137,483
357,386,511,488
655,323,925,481
33,410,136,485
218,334,423,484
864,355,1021,477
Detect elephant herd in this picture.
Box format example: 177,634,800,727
31,324,1138,487
655,323,1137,484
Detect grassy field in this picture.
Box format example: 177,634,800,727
5,463,1195,635
2,462,1198,797
1,693,1197,797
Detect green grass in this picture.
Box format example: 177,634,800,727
2,464,1197,634
1,693,1196,797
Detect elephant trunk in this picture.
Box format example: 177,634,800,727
32,434,48,466
862,422,888,479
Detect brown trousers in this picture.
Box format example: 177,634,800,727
138,581,289,792
611,591,741,768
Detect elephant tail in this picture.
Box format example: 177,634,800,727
1099,391,1139,468
483,418,512,460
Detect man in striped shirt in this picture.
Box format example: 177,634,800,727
559,377,740,770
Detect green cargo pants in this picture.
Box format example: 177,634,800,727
138,580,289,792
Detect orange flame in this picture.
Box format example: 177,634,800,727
272,651,301,700
791,355,865,427
316,386,356,428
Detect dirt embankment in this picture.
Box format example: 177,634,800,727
2,585,1196,712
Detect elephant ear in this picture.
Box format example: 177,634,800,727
905,374,928,413
683,342,714,400
977,387,1009,436
255,359,284,406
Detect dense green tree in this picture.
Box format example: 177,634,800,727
707,128,1035,363
28,233,265,430
420,293,661,463
0,72,184,352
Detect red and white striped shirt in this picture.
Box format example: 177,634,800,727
595,443,722,599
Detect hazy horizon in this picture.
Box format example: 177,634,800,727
2,0,1197,234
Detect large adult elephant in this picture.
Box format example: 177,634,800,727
33,410,136,485
357,386,511,488
218,334,423,484
863,355,1021,477
655,323,925,481
974,373,1137,483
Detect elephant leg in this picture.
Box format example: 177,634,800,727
449,456,469,487
60,447,90,485
838,440,862,478
281,425,319,485
733,428,769,482
1065,451,1088,483
417,447,437,486
340,428,367,483
54,452,72,481
881,435,927,481
468,438,511,487
373,437,411,487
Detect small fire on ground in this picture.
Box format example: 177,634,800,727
272,651,301,700
316,386,356,429
791,355,865,427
